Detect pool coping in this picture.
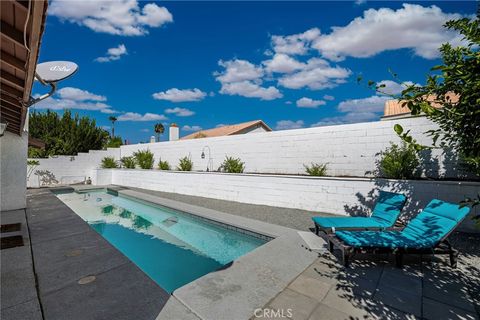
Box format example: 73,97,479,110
23,187,171,320
69,185,324,320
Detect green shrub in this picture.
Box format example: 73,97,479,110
304,163,328,176
158,159,171,170
219,156,245,173
27,160,40,166
101,157,118,168
177,156,193,171
377,142,419,179
120,156,136,169
133,149,155,169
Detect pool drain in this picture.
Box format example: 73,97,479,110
78,275,96,285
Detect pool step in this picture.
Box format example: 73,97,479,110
162,216,178,227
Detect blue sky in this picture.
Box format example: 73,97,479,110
32,1,476,143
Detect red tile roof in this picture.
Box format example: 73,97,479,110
383,93,460,118
181,120,272,140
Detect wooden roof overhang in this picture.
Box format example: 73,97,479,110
1,0,48,135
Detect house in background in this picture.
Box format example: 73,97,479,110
181,120,272,140
382,93,459,120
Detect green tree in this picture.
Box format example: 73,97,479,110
154,123,165,142
368,15,479,208
29,110,109,157
108,116,117,138
105,136,123,148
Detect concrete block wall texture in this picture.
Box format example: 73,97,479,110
96,169,480,232
27,148,120,188
28,117,467,186
119,117,458,177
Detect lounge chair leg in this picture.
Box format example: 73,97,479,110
450,249,458,268
395,252,403,268
343,248,352,268
329,240,334,253
315,224,319,236
343,253,350,268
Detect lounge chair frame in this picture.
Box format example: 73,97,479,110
326,214,467,268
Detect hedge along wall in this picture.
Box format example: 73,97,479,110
28,116,468,189
94,169,480,232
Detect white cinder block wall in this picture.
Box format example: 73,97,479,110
27,148,120,188
27,117,468,187
99,169,480,232
120,117,456,177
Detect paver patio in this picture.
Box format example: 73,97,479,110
256,250,479,320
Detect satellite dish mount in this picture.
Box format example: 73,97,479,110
27,61,78,107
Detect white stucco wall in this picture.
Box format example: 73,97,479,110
96,169,480,232
1,131,28,211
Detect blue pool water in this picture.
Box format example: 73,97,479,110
56,190,267,293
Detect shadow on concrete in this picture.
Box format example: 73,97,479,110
308,235,480,319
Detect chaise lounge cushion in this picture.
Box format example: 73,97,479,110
312,191,406,230
335,199,470,249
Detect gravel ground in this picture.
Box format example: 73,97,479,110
122,186,336,231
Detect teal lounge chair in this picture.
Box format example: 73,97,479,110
328,199,471,268
312,191,407,234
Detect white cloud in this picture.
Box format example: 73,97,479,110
323,95,335,101
101,108,118,114
153,88,206,102
271,28,320,55
57,87,106,101
311,95,388,127
312,4,464,61
32,87,118,114
140,128,150,132
296,97,326,108
33,97,115,113
285,101,292,105
95,44,127,63
311,111,379,127
215,59,282,100
215,59,263,83
182,125,202,132
137,3,173,27
275,120,304,130
377,80,416,95
117,112,167,121
49,0,173,36
219,81,282,100
337,95,389,113
165,107,195,117
278,58,351,90
263,53,305,74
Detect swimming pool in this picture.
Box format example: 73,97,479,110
55,189,268,293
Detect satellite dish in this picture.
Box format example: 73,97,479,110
36,61,78,83
27,61,79,107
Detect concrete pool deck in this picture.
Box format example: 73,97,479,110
2,186,479,320
1,188,169,320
